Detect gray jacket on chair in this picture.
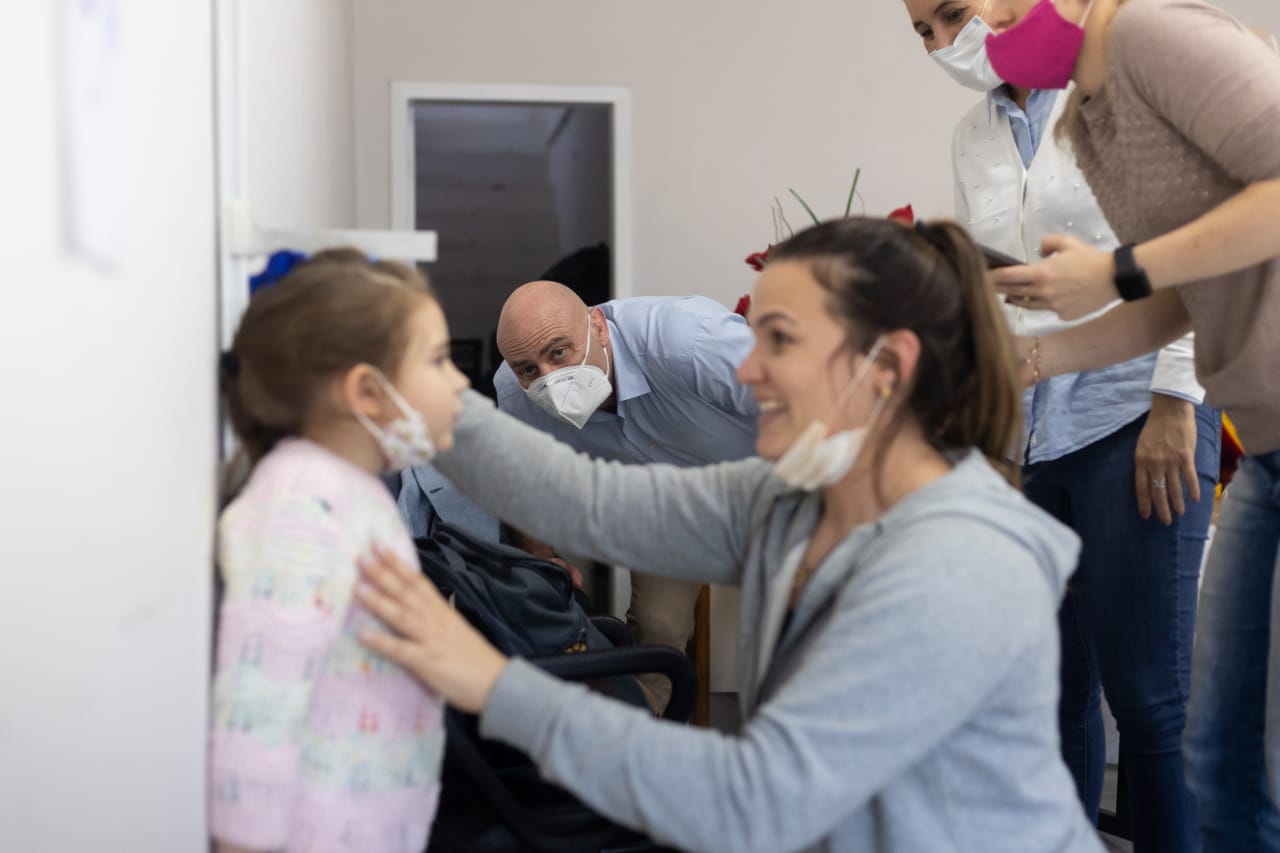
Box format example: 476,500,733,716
433,392,1102,853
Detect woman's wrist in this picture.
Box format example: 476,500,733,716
473,651,511,714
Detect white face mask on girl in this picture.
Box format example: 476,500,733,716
929,1,1004,92
353,369,436,471
773,337,890,491
525,314,613,430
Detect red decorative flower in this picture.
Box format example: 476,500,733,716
888,204,915,224
734,294,752,317
742,169,914,278
744,249,771,272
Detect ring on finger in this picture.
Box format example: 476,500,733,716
1151,478,1168,489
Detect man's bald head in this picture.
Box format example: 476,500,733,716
497,280,613,389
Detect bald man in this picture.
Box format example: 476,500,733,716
493,282,758,707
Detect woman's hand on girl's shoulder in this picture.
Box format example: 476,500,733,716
355,544,508,714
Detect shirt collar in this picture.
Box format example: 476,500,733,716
604,316,650,404
986,86,1057,119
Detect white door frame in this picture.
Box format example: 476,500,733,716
389,82,633,299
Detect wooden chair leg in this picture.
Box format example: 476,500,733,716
692,584,711,727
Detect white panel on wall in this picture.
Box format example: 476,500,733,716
0,3,219,850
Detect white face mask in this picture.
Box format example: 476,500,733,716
929,4,1004,92
353,369,436,471
525,314,613,430
773,337,889,491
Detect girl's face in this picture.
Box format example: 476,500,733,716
393,299,469,452
736,261,883,461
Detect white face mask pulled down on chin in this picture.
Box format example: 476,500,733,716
524,313,614,429
773,336,891,491
352,369,437,472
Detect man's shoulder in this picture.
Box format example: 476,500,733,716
607,295,732,328
609,295,747,352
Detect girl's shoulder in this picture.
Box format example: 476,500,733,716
220,439,403,552
239,439,385,509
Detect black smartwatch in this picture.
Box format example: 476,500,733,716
1113,243,1153,301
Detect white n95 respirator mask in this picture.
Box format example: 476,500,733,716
525,314,613,429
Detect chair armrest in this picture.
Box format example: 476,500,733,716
528,645,697,722
589,614,634,647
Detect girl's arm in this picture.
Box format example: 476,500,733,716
208,497,352,851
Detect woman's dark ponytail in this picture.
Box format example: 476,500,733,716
916,220,1023,484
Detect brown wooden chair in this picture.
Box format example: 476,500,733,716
688,584,712,726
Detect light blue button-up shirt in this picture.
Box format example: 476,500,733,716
494,296,758,466
984,87,1195,464
989,87,1058,170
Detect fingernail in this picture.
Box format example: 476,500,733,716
356,582,372,600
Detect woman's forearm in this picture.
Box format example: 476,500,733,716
1040,289,1192,379
1138,178,1280,290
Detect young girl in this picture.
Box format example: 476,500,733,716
209,251,468,853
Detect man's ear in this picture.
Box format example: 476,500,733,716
340,364,390,421
589,306,610,349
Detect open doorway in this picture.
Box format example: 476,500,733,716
391,84,631,399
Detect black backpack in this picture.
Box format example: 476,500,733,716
413,522,612,658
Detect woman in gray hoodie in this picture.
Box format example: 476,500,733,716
354,217,1102,852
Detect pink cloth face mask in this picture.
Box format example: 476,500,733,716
985,0,1096,90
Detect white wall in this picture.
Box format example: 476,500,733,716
0,4,218,851
0,1,359,849
242,0,357,231
353,0,1280,309
352,0,971,309
548,106,612,256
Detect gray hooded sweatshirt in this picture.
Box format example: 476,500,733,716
432,392,1102,853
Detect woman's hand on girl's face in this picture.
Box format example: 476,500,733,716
355,544,508,714
990,234,1117,321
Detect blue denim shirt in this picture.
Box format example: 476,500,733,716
990,87,1058,170
987,88,1169,463
390,465,503,543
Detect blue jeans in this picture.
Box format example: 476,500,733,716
1184,449,1280,852
1024,405,1220,853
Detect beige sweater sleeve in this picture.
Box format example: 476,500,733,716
1112,0,1280,183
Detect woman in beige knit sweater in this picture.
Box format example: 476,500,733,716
980,0,1280,849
